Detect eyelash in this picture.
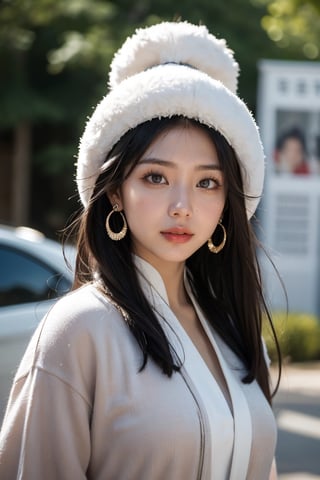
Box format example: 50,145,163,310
142,170,222,189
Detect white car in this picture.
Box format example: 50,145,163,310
0,225,75,420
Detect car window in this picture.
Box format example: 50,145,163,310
0,245,70,307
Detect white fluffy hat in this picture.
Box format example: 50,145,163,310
77,21,265,217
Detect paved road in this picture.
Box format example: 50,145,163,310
271,363,320,480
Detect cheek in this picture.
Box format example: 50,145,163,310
122,185,158,219
199,194,225,216
199,200,225,232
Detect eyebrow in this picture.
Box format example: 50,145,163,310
138,158,222,171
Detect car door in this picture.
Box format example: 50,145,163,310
0,243,71,419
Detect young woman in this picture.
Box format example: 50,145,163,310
0,22,280,479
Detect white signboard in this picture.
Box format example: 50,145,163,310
257,60,320,315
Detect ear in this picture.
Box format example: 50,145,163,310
106,189,124,210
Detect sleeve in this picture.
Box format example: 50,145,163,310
0,366,91,480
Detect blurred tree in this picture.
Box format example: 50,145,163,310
0,0,290,236
0,0,63,226
0,0,117,229
255,0,320,60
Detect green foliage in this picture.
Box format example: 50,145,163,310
0,0,278,127
0,0,114,127
256,0,320,59
264,312,320,363
33,144,76,174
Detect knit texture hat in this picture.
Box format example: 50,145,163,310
76,21,265,218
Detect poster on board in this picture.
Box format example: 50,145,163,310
273,109,320,175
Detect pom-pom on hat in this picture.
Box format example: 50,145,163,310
77,21,265,218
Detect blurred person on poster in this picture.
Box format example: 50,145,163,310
274,127,310,175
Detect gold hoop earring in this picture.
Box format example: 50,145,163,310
105,204,127,241
207,220,227,254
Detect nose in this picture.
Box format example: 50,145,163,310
168,187,192,218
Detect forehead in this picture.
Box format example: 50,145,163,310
141,125,219,162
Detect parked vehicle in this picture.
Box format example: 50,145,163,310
0,225,75,421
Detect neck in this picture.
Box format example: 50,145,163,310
162,263,189,309
141,257,189,309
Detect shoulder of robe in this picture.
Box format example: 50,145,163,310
14,284,129,384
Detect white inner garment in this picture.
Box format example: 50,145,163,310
165,307,235,479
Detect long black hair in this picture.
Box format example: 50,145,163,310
71,116,280,404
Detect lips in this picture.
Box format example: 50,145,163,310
161,227,193,244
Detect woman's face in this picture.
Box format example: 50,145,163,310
111,125,226,269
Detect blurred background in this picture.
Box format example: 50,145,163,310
0,0,319,478
1,0,319,237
